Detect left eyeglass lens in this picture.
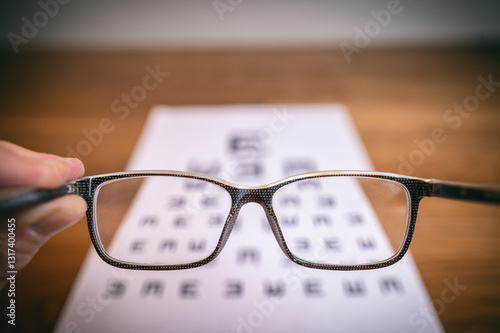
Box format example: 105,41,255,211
94,176,232,266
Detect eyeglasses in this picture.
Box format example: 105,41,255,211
2,171,499,271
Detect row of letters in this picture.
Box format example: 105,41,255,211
103,276,405,299
124,240,378,256
132,212,366,229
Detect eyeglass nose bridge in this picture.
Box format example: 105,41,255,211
215,186,292,262
230,187,275,205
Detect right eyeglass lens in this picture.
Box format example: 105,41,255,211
93,176,232,266
272,176,409,266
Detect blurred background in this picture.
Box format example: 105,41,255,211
1,0,500,50
0,1,500,332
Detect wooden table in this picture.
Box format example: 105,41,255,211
1,48,499,332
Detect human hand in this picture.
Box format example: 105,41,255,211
0,141,87,290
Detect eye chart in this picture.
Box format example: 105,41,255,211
56,105,443,333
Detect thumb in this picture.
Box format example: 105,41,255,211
0,141,85,189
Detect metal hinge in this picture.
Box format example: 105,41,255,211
66,181,79,195
425,181,441,198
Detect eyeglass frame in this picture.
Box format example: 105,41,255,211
65,170,500,271
1,170,499,271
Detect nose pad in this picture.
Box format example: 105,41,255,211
259,202,294,260
212,206,241,257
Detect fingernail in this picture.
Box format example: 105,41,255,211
63,158,85,179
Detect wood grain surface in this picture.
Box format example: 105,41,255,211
0,48,499,332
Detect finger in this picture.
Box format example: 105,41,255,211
0,140,62,161
14,195,87,231
12,196,87,271
0,141,85,189
1,195,87,280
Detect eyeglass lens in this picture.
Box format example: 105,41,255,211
95,176,232,265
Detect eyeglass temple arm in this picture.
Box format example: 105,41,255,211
0,182,77,215
426,179,500,204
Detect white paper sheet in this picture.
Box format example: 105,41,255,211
56,104,444,333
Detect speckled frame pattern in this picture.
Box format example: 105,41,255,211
73,170,437,271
